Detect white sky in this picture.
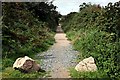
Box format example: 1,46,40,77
52,0,119,15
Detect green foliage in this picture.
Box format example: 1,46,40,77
73,29,120,78
69,68,108,78
2,2,57,60
0,59,2,72
26,2,61,31
2,67,47,78
61,1,120,79
2,59,14,70
2,2,59,77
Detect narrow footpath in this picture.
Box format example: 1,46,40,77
37,25,78,78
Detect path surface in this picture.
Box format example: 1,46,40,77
37,25,78,78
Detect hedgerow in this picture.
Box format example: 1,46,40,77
61,1,120,79
2,2,61,78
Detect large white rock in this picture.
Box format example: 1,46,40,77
75,56,97,72
13,56,41,72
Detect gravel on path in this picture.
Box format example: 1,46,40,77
37,26,78,78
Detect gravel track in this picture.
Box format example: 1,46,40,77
37,26,78,78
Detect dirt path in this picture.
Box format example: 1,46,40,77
37,25,78,78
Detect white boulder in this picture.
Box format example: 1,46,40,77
13,56,41,72
75,56,97,72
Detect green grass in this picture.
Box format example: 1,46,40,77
2,35,55,78
2,67,48,78
69,68,109,78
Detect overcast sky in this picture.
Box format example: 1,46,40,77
52,0,119,15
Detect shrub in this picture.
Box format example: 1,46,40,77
61,1,120,79
2,2,59,78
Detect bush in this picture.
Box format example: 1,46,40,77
61,1,120,79
2,2,57,64
73,29,120,78
2,2,59,78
